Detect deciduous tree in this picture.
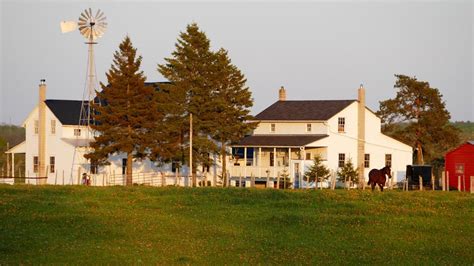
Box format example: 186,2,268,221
377,74,460,164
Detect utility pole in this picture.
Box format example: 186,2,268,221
189,113,194,187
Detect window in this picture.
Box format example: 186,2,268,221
385,154,392,167
33,156,39,173
455,163,465,174
338,117,345,132
51,120,56,134
90,160,98,174
305,152,311,160
122,158,127,175
171,162,178,173
306,123,312,132
270,123,276,133
34,120,39,134
338,153,345,168
270,152,274,167
50,156,55,173
364,154,370,168
74,128,81,136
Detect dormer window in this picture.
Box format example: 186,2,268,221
306,123,312,132
270,123,276,133
74,128,81,137
338,117,345,133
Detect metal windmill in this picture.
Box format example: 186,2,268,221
61,8,107,178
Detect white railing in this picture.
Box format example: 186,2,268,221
229,165,288,179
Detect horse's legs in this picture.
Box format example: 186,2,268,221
371,182,376,191
379,183,384,192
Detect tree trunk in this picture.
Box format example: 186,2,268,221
126,153,133,186
416,142,424,165
221,142,227,187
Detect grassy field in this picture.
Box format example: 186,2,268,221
0,186,472,264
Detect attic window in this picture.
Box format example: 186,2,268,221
51,120,56,134
306,124,312,132
34,120,39,134
74,128,81,137
338,117,345,133
270,123,276,133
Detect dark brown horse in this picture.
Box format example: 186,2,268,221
368,166,392,192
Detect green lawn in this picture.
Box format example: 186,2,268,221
0,186,472,264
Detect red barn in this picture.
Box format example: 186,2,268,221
445,141,474,192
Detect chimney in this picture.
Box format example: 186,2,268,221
357,84,366,187
279,86,286,101
38,79,47,184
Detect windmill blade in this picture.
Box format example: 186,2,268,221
95,9,101,19
81,10,89,21
84,8,90,18
60,21,77,33
96,10,105,20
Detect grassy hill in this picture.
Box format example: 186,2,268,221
0,186,472,264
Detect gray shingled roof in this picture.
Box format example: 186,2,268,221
45,100,84,126
235,134,328,147
255,100,356,121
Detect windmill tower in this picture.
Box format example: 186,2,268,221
61,9,107,179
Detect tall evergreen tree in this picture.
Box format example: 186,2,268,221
86,36,161,185
211,49,256,186
377,74,460,164
157,23,219,186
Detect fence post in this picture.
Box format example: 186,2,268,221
419,175,423,191
442,171,446,191
462,175,465,192
470,176,474,194
458,176,461,192
447,171,450,191
431,173,435,191
276,172,280,190
331,172,336,190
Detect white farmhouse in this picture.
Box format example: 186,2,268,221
228,86,412,188
5,80,207,186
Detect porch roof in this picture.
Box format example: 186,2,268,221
5,141,26,154
234,134,328,147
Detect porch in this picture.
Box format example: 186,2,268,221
229,144,328,189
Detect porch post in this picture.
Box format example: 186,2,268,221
258,147,262,180
253,149,256,167
244,147,247,181
273,147,277,180
302,147,306,188
12,153,15,177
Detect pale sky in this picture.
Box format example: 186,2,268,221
1,0,473,125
